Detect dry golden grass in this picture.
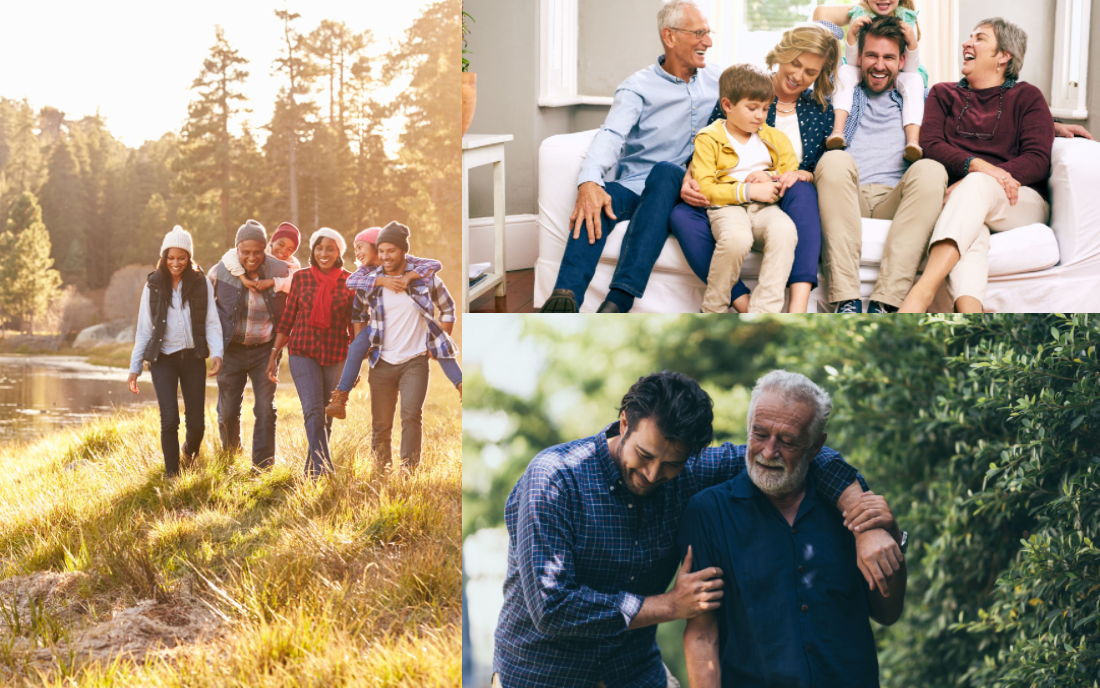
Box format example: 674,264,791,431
0,370,461,687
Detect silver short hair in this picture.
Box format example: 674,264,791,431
976,17,1027,80
658,0,703,36
747,370,832,446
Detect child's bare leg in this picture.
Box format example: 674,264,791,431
787,282,811,313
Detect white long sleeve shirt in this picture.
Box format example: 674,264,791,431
129,277,224,375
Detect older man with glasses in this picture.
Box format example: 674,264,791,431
539,0,720,314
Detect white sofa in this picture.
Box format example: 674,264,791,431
534,130,1100,313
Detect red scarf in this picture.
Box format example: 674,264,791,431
307,265,342,329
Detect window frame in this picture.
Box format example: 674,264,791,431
538,0,614,107
1050,0,1090,119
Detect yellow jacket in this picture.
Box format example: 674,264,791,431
693,119,798,206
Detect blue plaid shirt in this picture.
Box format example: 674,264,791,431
494,422,868,688
350,260,458,367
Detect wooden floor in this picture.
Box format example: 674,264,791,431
470,269,537,313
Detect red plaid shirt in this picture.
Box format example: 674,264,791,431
276,267,355,366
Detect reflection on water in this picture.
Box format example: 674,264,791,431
0,355,211,443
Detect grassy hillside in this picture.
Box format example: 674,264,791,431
0,370,461,687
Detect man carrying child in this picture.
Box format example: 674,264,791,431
695,64,799,313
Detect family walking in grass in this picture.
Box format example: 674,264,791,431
127,219,461,479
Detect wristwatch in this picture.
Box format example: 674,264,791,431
898,530,909,555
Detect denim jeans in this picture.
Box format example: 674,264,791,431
669,180,824,305
149,350,207,477
288,355,345,478
337,327,370,393
552,161,686,311
368,353,430,471
216,340,278,468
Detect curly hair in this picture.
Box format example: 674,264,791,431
618,371,714,459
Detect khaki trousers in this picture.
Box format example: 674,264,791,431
929,173,1050,304
704,203,797,313
815,151,948,307
493,665,681,687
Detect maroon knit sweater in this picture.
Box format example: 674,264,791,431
921,79,1055,199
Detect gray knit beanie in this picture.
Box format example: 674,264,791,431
376,221,410,253
235,219,267,246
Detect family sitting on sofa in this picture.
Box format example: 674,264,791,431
538,0,1094,314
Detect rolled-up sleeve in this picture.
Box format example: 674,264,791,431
516,468,644,638
577,87,645,187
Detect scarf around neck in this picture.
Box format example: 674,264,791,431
308,265,342,329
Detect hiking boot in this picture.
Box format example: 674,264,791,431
325,389,350,419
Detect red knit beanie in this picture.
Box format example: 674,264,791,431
271,222,301,251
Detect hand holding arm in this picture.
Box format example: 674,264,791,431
837,485,905,596
628,546,725,629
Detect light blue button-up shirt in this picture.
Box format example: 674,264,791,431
577,55,721,196
129,277,224,374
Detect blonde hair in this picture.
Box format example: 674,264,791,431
859,0,921,40
765,25,840,112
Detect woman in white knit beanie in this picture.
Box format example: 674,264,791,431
127,226,224,477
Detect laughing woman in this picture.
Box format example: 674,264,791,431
266,228,355,478
670,23,840,312
128,226,223,478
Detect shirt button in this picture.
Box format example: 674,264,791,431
628,504,634,509
791,528,798,535
631,576,635,581
798,566,805,573
806,644,813,654
801,605,809,613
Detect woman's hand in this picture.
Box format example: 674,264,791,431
899,21,918,52
208,357,222,377
847,15,872,46
775,170,811,197
266,351,281,383
681,171,708,207
127,373,139,394
975,166,1021,206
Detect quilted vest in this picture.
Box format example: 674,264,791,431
142,268,209,364
211,255,289,349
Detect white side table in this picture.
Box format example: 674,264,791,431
463,134,512,312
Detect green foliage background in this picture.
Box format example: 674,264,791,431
463,314,1100,687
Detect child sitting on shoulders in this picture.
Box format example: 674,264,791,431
695,63,799,314
219,221,302,292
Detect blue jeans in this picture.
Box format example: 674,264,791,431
338,329,462,392
288,355,345,478
552,162,686,310
149,350,207,477
217,340,278,468
669,180,823,305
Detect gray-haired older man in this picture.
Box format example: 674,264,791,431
539,0,720,314
679,371,907,688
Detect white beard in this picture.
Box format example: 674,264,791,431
747,451,810,497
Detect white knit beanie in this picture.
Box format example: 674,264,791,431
309,227,347,259
160,225,194,257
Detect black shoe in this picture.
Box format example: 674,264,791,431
867,300,898,314
835,299,863,313
539,289,578,313
596,300,621,313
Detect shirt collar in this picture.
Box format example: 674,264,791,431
956,77,1017,90
596,421,624,489
729,464,819,509
655,54,697,84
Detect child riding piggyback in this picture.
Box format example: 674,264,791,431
814,1,927,162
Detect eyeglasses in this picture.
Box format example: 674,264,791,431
955,87,1004,140
669,27,714,40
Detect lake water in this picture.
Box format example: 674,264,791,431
0,355,161,443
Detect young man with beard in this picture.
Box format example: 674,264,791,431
679,370,907,688
813,16,948,313
492,371,903,688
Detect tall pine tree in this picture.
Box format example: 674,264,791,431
0,192,63,333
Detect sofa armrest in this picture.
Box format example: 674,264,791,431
537,130,599,268
1048,137,1100,266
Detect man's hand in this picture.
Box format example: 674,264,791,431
570,181,616,244
668,546,724,619
855,527,904,597
207,356,222,377
748,181,781,204
1054,122,1095,140
682,172,708,207
843,491,900,537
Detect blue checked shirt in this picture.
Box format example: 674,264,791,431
351,260,458,367
493,422,868,688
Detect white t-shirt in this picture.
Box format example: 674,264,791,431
773,113,803,164
379,288,429,364
723,124,772,182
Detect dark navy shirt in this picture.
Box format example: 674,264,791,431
678,471,880,688
493,422,868,688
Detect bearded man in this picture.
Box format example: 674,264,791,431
678,370,908,688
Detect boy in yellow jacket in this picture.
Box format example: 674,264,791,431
695,64,799,313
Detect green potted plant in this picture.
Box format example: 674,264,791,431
462,9,476,135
